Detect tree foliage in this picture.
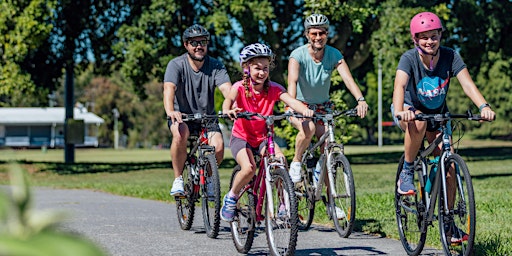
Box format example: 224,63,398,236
1,0,511,147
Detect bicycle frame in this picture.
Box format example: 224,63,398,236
238,113,288,223
299,110,356,201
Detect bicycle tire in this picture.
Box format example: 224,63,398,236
265,167,299,256
438,154,475,256
328,153,356,238
394,154,427,256
296,159,316,230
176,160,196,230
201,154,221,238
229,165,256,254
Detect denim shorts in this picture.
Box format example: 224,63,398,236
390,104,452,135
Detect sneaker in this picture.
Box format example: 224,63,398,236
170,176,184,196
206,177,215,200
397,170,416,195
335,206,346,220
445,222,469,244
451,229,469,244
221,193,238,222
289,162,302,183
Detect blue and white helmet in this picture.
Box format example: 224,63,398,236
304,14,330,31
239,43,274,67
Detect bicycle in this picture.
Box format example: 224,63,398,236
227,112,299,256
171,113,225,239
394,111,492,256
292,108,358,238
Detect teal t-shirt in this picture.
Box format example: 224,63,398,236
289,44,343,104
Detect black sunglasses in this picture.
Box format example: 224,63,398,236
188,40,208,47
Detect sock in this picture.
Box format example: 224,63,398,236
228,190,238,200
403,161,414,172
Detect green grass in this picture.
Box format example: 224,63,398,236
1,142,511,255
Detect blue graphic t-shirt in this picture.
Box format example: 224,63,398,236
397,46,466,114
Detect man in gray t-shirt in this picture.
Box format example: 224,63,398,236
164,24,231,196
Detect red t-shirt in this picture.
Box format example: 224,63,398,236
231,80,285,148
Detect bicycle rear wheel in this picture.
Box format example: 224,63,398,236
201,154,221,238
296,159,316,230
438,154,475,256
229,165,256,254
176,160,196,230
328,153,356,238
265,167,299,256
394,154,427,256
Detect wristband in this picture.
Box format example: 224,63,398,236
479,103,491,112
357,96,365,102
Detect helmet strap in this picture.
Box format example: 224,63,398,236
415,43,439,71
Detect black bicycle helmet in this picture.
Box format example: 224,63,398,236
182,24,210,42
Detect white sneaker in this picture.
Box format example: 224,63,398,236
335,206,346,220
170,176,184,196
289,162,302,183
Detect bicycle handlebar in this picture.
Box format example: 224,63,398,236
396,110,495,122
167,113,229,122
289,107,359,119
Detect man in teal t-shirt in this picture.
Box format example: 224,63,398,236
287,14,368,187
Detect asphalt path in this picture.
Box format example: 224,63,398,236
25,187,443,256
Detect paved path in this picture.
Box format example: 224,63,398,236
27,187,442,256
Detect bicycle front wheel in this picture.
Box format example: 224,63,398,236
229,165,256,254
201,154,221,238
296,160,315,230
328,153,356,238
394,154,427,256
438,154,475,256
265,167,299,256
176,161,196,230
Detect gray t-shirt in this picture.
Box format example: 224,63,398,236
397,46,466,114
164,53,231,115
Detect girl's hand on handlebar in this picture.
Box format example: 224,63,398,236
395,109,416,122
480,108,495,122
223,107,242,120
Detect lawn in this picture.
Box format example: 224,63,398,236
1,141,511,255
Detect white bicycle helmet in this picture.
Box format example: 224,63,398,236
239,43,274,66
304,14,330,31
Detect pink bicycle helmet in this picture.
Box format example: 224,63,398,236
410,12,443,38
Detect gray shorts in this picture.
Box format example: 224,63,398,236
230,136,265,159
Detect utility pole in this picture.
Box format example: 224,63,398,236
64,64,75,163
378,51,383,147
112,108,119,149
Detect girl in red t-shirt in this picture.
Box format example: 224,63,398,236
220,43,313,221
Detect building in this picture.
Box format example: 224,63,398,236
0,107,104,148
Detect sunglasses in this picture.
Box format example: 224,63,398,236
188,40,208,47
308,31,327,37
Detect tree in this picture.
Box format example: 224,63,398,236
0,0,56,106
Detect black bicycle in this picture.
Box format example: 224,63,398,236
395,111,492,256
171,113,225,238
292,108,358,238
